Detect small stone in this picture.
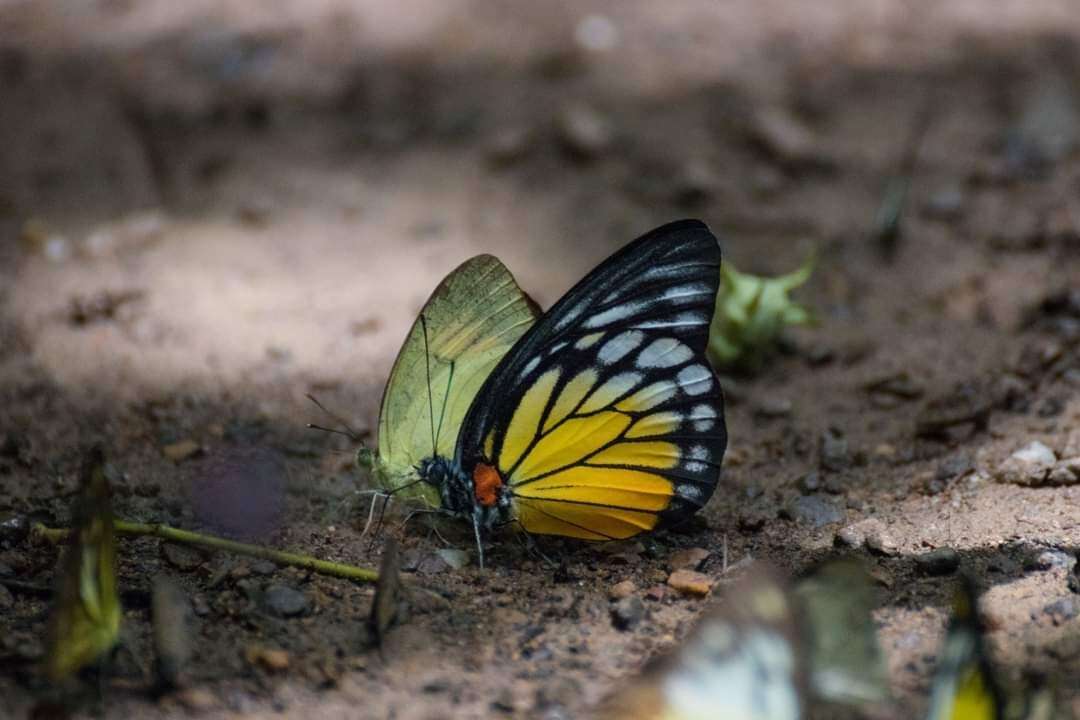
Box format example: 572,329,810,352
162,440,201,463
644,585,667,601
0,584,12,609
819,428,850,472
263,585,309,617
797,472,821,493
667,569,713,597
835,523,866,548
865,524,900,556
1048,457,1080,486
486,126,533,167
0,514,30,544
555,104,614,160
914,548,960,575
668,547,710,571
748,107,820,166
245,645,290,671
784,495,844,528
1030,550,1076,571
937,454,974,482
673,159,718,204
1042,596,1079,625
251,561,277,576
995,441,1057,486
923,186,966,221
414,552,452,575
609,580,637,601
175,686,217,712
435,548,471,570
610,596,645,630
755,396,793,418
162,542,204,571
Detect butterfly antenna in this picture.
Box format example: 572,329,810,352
420,314,438,456
305,393,362,441
434,360,454,450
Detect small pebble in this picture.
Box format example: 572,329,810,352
163,440,201,463
555,104,614,160
667,569,713,597
755,396,793,418
251,561,278,576
1030,550,1076,571
609,580,637,601
995,441,1057,485
668,547,710,571
865,524,900,556
819,428,850,472
263,584,309,617
1048,457,1080,485
644,585,667,601
162,542,204,571
435,548,471,570
923,185,966,221
245,645,290,671
914,548,960,575
175,687,217,712
0,514,29,545
1042,596,1079,625
610,596,645,631
784,495,844,528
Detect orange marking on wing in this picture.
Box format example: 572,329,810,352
473,463,503,507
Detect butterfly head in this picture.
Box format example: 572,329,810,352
418,456,511,527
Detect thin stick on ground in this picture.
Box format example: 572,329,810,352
31,520,378,584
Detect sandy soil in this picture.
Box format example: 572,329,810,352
1,1,1079,718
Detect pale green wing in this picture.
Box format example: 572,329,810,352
363,255,539,506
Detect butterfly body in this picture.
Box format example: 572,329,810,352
412,220,727,554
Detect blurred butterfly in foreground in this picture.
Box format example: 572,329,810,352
46,445,122,681
360,220,727,566
595,561,889,720
926,578,1004,720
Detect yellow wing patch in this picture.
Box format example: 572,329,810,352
590,441,681,469
492,356,706,539
544,369,598,433
515,496,661,540
514,467,672,511
501,367,561,469
512,412,631,480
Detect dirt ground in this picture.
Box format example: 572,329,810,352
2,1,1080,718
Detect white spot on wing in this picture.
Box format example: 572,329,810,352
636,337,693,369
598,330,645,365
520,356,541,378
689,445,709,461
678,364,713,396
574,332,604,350
634,311,707,330
690,404,717,431
676,484,702,501
584,300,647,329
663,283,713,303
684,461,707,473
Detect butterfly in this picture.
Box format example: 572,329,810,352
46,445,122,681
925,578,1004,720
594,561,888,720
365,220,727,565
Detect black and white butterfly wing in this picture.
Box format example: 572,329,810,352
456,219,727,540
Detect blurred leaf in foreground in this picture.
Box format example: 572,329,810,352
708,254,814,371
